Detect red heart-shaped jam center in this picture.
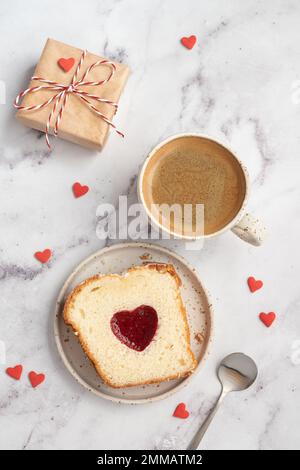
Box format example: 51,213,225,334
110,305,158,352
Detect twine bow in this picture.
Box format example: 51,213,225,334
14,50,124,149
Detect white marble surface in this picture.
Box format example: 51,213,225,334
0,0,299,450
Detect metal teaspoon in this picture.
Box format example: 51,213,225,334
187,352,258,450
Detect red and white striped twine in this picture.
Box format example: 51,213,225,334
14,50,124,149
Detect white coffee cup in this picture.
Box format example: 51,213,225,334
138,133,266,246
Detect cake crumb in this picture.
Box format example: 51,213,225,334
140,252,152,260
194,332,204,343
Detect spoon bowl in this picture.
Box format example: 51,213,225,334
218,352,258,393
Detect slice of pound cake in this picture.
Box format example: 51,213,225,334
63,263,197,388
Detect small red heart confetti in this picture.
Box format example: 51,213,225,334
57,57,75,73
34,249,52,264
72,182,89,198
173,402,190,419
259,312,276,328
180,35,197,50
6,364,23,380
247,276,263,293
28,371,45,388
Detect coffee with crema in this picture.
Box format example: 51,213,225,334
142,136,246,236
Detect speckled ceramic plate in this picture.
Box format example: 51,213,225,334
54,242,213,404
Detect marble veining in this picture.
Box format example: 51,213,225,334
0,0,299,450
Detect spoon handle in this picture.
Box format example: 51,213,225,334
187,390,226,450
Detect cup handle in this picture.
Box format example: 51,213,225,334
231,212,266,246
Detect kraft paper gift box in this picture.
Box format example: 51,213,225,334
15,38,130,150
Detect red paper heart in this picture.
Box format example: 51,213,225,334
6,364,23,380
173,402,190,419
28,371,45,388
34,249,52,264
72,182,89,198
57,57,75,72
259,312,276,328
110,305,158,352
247,276,263,293
181,35,197,50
